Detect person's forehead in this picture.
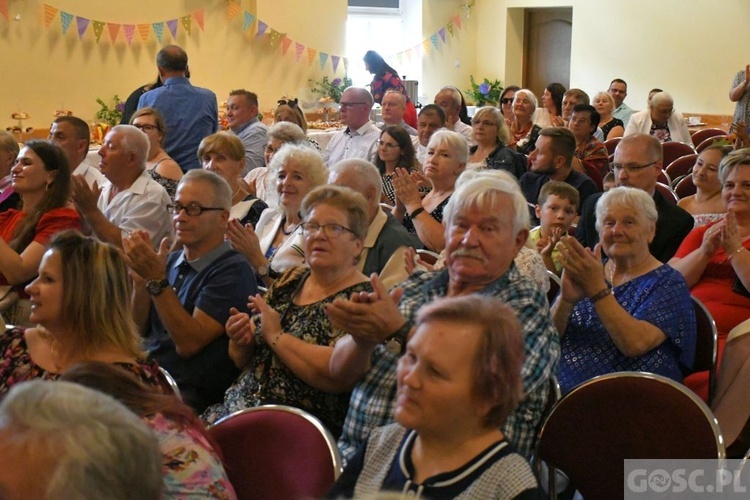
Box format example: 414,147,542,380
610,82,626,91
419,111,442,123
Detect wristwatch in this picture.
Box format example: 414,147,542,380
256,263,270,277
146,278,170,296
385,321,412,355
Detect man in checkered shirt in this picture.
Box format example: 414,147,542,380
327,172,560,464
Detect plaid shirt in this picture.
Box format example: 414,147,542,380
337,263,560,463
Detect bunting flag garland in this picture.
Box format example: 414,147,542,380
243,11,255,31
108,23,120,43
0,0,7,21
43,4,58,27
92,20,105,42
227,0,241,20
42,5,205,45
421,39,431,55
438,27,446,43
256,20,267,37
294,42,304,62
331,55,340,73
430,33,439,50
307,47,317,65
60,11,73,33
281,36,292,55
446,21,454,35
319,52,328,70
76,16,89,39
167,19,178,40
269,29,282,48
123,24,135,44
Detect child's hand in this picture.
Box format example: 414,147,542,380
539,227,563,256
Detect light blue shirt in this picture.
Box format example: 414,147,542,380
232,117,268,175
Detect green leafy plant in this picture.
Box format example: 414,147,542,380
466,76,503,106
95,95,124,126
309,76,353,103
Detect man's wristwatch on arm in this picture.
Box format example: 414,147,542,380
146,278,170,296
385,321,413,355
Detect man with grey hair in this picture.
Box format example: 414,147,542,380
123,169,257,413
0,380,163,500
71,124,172,249
329,159,413,289
379,90,417,135
433,86,473,144
138,44,218,171
324,87,381,166
326,172,560,463
624,91,693,145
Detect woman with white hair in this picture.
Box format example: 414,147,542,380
468,106,527,178
552,187,696,393
509,89,542,155
593,91,624,140
391,130,467,252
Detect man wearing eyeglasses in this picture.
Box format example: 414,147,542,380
71,125,173,251
123,169,257,414
576,133,693,262
624,92,693,146
324,87,381,167
226,89,268,175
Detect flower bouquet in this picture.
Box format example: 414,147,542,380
309,76,353,103
95,95,124,127
466,76,503,106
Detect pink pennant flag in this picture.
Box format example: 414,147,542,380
439,27,446,43
331,55,341,73
294,42,304,62
123,24,135,44
256,20,268,37
76,16,90,39
107,23,120,43
193,10,204,30
167,19,178,39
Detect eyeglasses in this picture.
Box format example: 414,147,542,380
167,202,225,216
500,98,513,105
301,221,356,238
378,140,400,148
133,123,158,132
340,102,367,109
612,161,658,173
473,119,497,127
277,98,298,108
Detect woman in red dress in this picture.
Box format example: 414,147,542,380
363,50,417,128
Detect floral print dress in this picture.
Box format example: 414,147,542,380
201,267,372,437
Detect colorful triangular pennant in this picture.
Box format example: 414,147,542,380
61,11,73,33
76,16,90,39
43,4,58,27
92,21,106,42
243,11,255,31
281,36,292,55
331,55,341,73
307,47,317,65
123,24,135,44
446,21,454,36
107,23,120,42
319,52,328,70
138,23,150,41
430,33,439,50
439,27,446,43
256,20,267,37
227,0,241,20
152,22,164,42
453,14,462,29
180,16,191,35
193,9,204,30
294,42,304,62
167,19,178,39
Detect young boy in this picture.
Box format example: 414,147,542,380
528,181,579,275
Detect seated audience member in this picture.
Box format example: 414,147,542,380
577,134,694,262
603,171,616,191
375,126,418,205
412,104,446,165
677,145,732,226
0,132,19,212
324,87,380,166
391,130,467,252
198,132,267,228
48,116,105,188
0,380,163,500
138,45,218,172
647,88,664,106
553,187,696,394
433,86,474,144
509,89,542,155
624,91,693,145
379,90,417,135
327,172,559,463
500,85,520,127
530,181,579,275
569,104,610,180
130,107,183,200
328,296,545,499
364,50,417,128
245,121,308,208
202,185,373,436
468,106,527,177
329,159,414,290
124,170,257,413
593,91,625,140
520,127,599,225
62,362,236,499
609,78,634,127
226,89,268,175
0,230,161,394
563,88,605,142
0,141,80,324
71,124,172,250
274,97,320,150
535,82,566,128
227,144,327,286
669,151,750,400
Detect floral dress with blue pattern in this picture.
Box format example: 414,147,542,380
558,264,697,394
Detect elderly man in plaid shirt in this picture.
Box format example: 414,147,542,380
327,171,560,465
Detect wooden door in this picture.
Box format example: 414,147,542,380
523,8,572,98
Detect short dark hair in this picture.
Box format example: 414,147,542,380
418,104,446,125
156,45,188,72
572,103,600,129
539,127,576,166
229,89,259,107
53,116,91,149
610,78,627,88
